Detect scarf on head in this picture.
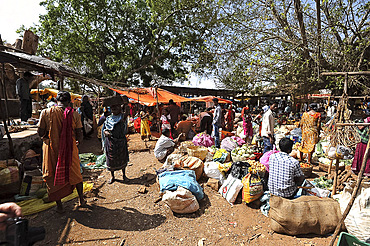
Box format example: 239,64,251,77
54,107,74,186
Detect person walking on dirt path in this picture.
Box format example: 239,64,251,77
102,96,130,184
38,91,86,213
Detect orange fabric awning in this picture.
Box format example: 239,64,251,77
111,87,192,106
191,96,232,104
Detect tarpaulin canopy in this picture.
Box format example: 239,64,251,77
191,96,232,104
31,88,82,101
111,87,192,106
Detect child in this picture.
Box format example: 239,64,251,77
161,108,171,131
140,108,151,140
102,96,129,184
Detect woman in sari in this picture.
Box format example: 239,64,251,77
38,91,85,213
225,105,235,132
102,96,129,184
298,103,321,164
351,111,370,176
241,105,253,143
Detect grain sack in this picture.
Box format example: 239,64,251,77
269,195,342,235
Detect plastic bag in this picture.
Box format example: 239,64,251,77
192,133,214,147
218,175,243,204
242,173,263,203
337,183,370,241
162,186,199,214
213,149,230,163
84,118,93,134
204,161,223,180
221,137,238,152
227,161,250,180
259,147,279,172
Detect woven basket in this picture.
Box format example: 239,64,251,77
318,162,345,173
187,146,208,160
300,165,313,178
179,141,194,153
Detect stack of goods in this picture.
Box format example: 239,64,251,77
220,136,245,152
231,144,256,162
247,160,266,177
192,133,214,147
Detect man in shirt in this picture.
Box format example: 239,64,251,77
154,129,183,162
268,138,305,199
261,102,277,153
16,71,34,122
167,99,181,137
198,109,213,135
212,98,222,148
176,116,194,141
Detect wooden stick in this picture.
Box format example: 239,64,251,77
336,123,370,126
332,159,339,195
321,71,370,76
329,130,370,246
328,159,333,174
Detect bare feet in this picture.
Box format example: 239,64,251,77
78,199,87,208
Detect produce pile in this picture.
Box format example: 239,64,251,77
313,176,333,189
247,160,266,175
300,163,312,168
231,144,256,160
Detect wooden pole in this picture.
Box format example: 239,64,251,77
1,64,10,126
329,129,370,246
316,0,321,81
155,86,160,133
332,158,339,195
0,64,15,158
321,71,370,76
328,159,333,174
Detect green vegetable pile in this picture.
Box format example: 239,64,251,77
313,176,333,189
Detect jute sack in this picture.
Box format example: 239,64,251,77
269,195,343,235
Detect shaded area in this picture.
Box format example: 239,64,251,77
73,205,166,231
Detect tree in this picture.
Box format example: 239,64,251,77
194,0,370,94
31,0,214,88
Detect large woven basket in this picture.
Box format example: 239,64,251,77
300,165,313,178
318,162,345,172
187,146,208,160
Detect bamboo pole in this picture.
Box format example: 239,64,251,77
329,129,370,246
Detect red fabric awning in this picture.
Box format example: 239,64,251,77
111,87,192,106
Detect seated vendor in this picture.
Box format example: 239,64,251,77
268,138,305,199
176,115,193,141
154,129,184,163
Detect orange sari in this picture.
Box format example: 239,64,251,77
298,111,321,153
38,107,83,201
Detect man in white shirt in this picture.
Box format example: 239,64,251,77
154,129,183,162
261,102,277,153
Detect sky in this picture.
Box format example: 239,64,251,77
0,0,217,89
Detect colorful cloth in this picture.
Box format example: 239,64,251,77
161,114,171,130
298,111,320,153
54,107,74,186
268,152,304,198
141,118,151,138
352,142,370,177
38,107,83,201
102,114,129,171
225,109,235,132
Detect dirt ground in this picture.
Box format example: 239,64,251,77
27,133,335,246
